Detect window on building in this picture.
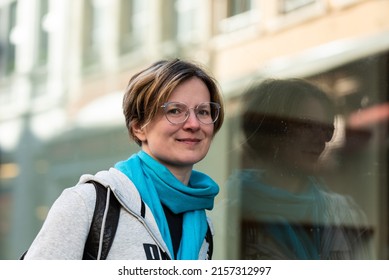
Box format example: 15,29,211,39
82,0,104,67
36,0,49,66
279,0,317,14
119,0,149,55
175,0,202,44
0,1,17,76
160,0,177,43
160,0,202,48
219,0,258,34
225,51,388,260
227,0,252,17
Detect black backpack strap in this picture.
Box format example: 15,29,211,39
205,225,214,259
82,180,121,260
19,250,27,260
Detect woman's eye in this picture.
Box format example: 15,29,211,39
198,109,211,116
167,107,183,115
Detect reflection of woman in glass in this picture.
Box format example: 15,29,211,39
228,78,371,259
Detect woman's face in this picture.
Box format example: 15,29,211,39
134,77,215,175
276,97,334,173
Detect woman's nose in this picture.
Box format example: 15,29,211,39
183,110,201,128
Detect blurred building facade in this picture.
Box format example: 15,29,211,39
0,0,388,259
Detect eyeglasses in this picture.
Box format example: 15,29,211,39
289,118,335,142
161,101,221,125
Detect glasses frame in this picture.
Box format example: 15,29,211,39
161,101,221,125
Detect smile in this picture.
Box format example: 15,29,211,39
177,138,201,143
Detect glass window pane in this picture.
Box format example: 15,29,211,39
226,52,388,259
37,0,49,66
227,0,251,17
280,0,316,13
175,0,201,43
0,2,17,75
119,0,149,54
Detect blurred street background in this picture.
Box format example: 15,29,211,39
0,0,388,259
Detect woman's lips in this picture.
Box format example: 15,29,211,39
177,138,201,144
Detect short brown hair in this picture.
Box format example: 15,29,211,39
123,58,224,145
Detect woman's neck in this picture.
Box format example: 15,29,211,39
166,165,192,185
261,166,309,193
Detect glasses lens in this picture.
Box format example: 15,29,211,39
196,102,220,124
163,102,188,124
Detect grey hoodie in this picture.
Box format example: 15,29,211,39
24,168,214,260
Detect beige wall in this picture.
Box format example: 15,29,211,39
212,0,389,84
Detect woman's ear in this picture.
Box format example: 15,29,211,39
132,122,147,143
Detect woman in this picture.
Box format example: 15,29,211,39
23,59,224,260
227,78,371,259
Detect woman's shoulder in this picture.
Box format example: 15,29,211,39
49,182,97,221
63,181,97,204
75,168,143,213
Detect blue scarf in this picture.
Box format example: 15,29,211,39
228,169,324,259
114,150,219,259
